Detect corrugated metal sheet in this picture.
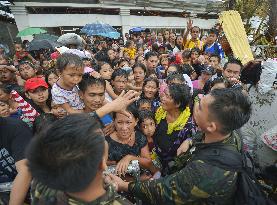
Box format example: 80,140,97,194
219,10,254,65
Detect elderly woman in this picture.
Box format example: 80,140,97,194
153,83,195,173
105,104,155,176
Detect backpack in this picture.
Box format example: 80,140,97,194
193,143,276,205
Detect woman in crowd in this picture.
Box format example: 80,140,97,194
153,83,195,173
140,77,160,112
105,104,156,177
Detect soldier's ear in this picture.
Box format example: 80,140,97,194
99,141,109,171
207,121,217,133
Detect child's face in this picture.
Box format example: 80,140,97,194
112,75,127,94
161,57,169,67
0,67,14,83
139,102,151,111
48,72,59,87
141,118,156,137
129,59,135,67
190,51,199,61
134,66,145,83
207,33,217,44
99,64,113,80
0,89,9,102
19,63,37,80
0,101,10,117
209,56,220,67
51,103,67,119
138,47,144,55
60,65,84,88
27,87,49,104
127,71,134,82
42,60,49,69
83,60,92,68
15,44,23,52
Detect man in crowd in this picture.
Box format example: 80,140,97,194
26,91,138,205
108,88,252,205
0,117,32,205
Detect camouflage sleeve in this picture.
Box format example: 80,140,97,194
128,160,237,205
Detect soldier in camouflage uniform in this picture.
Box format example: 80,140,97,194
31,181,131,205
26,113,133,205
109,88,252,205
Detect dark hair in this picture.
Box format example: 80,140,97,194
133,63,147,74
145,51,158,61
208,28,219,37
167,64,183,74
190,48,201,56
182,64,195,76
113,103,139,120
111,69,127,81
168,84,191,111
125,40,133,48
223,57,243,71
138,110,155,126
33,113,57,134
191,26,200,32
141,77,159,99
44,68,59,86
94,50,109,63
182,50,191,59
209,88,251,135
240,60,262,86
78,73,106,92
18,60,35,69
0,83,25,98
56,53,83,72
95,62,112,73
152,43,159,53
210,54,221,62
166,72,185,84
136,98,151,109
26,114,104,192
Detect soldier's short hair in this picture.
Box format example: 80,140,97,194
26,114,104,192
209,88,251,135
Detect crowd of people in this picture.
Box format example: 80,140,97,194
0,19,276,205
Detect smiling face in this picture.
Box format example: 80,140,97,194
143,80,158,100
160,87,178,111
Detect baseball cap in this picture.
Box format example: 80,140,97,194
201,66,214,75
25,77,49,92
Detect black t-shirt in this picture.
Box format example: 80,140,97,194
0,117,33,182
105,131,147,162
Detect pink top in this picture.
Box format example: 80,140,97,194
192,80,200,89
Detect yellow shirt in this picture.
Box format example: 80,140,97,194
124,48,136,60
184,39,203,51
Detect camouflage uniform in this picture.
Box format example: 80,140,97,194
128,132,241,205
31,181,133,205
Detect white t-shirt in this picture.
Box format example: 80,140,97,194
51,83,84,110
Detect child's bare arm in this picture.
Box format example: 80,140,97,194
61,103,83,114
106,81,119,100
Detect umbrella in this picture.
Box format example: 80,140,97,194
57,33,83,46
81,21,120,39
129,27,145,33
27,39,61,51
34,33,59,42
17,27,47,37
64,49,92,59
